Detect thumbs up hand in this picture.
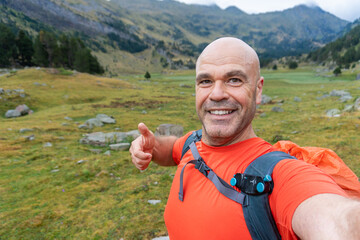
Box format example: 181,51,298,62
130,123,155,170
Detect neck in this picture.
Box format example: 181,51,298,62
202,125,257,147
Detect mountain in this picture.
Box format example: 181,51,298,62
0,0,350,73
308,21,360,67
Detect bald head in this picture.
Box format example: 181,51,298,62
196,37,261,81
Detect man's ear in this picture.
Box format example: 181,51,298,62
256,77,264,105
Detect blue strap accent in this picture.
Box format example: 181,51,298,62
242,151,296,240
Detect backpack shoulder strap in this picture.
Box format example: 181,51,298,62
243,151,296,240
181,129,202,159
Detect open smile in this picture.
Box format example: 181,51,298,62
208,109,236,115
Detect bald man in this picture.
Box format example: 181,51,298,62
130,37,360,239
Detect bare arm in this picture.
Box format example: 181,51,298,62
130,123,177,170
292,193,360,240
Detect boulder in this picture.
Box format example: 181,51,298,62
5,110,21,118
84,118,104,128
155,124,183,137
293,97,301,102
261,94,272,105
330,90,351,97
109,143,130,151
339,95,353,103
126,130,140,139
15,104,32,116
326,109,341,117
271,107,284,113
356,73,360,80
0,88,4,94
96,114,116,124
79,132,127,146
354,97,360,111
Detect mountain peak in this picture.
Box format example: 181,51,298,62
224,6,245,15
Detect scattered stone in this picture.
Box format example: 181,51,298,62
77,160,87,164
356,73,360,80
148,200,161,205
5,110,21,118
109,143,130,151
339,95,353,103
152,237,169,240
51,169,59,173
326,109,341,117
271,107,284,112
104,150,111,156
0,88,4,94
24,134,35,141
261,94,272,104
142,110,147,114
84,118,104,128
354,97,360,111
78,124,88,129
316,94,330,100
155,124,183,137
259,113,267,118
179,84,192,88
64,116,73,121
343,105,354,112
293,97,301,102
330,90,351,97
19,128,33,133
125,130,140,139
96,114,116,124
62,123,70,126
43,142,53,147
80,132,127,146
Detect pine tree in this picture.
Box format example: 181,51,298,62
144,71,151,80
33,34,49,67
16,30,34,66
0,23,16,67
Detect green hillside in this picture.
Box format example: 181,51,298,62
0,67,359,238
0,0,349,73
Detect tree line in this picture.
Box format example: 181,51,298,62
308,24,360,67
0,23,104,74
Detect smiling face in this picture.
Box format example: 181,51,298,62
195,37,264,146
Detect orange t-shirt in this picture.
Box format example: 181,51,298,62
164,132,347,240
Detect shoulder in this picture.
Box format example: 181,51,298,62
172,131,196,165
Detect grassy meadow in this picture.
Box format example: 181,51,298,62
0,66,359,239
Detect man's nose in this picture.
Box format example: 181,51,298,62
209,81,229,101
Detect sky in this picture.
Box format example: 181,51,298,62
174,0,360,22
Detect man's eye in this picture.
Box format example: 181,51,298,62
199,79,212,85
228,78,242,85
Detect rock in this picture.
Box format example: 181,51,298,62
5,110,21,118
339,95,353,103
78,124,88,129
104,150,111,156
294,97,301,102
77,160,87,164
0,88,4,94
354,97,360,111
271,107,284,112
96,114,116,124
356,73,360,80
126,130,140,139
259,113,267,118
326,109,341,117
79,132,127,146
330,90,351,97
152,237,169,240
85,118,104,128
316,94,329,100
43,142,53,147
15,104,32,116
19,128,33,133
148,200,161,205
64,116,73,121
343,105,354,112
142,110,147,114
24,134,35,141
261,94,272,104
51,169,59,173
155,124,183,137
109,143,130,151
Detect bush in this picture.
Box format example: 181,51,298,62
333,67,341,76
288,61,298,69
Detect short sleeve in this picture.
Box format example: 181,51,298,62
172,131,194,165
270,159,348,239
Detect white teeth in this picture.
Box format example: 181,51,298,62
210,110,232,115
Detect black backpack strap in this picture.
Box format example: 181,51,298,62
242,151,296,240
